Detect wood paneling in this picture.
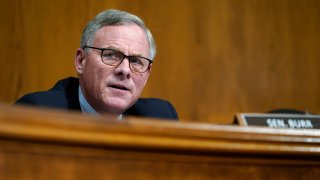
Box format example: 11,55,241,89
1,0,320,123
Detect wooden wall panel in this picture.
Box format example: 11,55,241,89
1,0,320,123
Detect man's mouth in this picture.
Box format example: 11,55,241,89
109,84,129,91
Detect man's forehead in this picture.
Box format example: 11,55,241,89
96,25,146,38
94,25,149,56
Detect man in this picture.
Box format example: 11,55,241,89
15,9,178,120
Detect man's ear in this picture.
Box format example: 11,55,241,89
143,63,152,86
148,63,152,73
75,48,86,74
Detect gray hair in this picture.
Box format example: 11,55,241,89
80,9,156,60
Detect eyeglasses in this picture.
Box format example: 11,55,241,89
83,46,152,73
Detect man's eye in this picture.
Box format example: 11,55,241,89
102,50,122,60
130,57,143,65
103,51,119,59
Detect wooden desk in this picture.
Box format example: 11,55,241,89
0,105,320,179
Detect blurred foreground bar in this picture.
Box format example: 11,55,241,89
1,104,320,179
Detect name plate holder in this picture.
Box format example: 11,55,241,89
236,113,320,129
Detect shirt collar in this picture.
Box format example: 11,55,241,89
78,86,123,120
79,86,99,115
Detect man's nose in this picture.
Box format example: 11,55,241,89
114,58,131,79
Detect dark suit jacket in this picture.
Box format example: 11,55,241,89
15,77,179,120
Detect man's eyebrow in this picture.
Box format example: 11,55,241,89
106,46,145,57
105,46,121,52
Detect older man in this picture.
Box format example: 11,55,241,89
15,9,178,120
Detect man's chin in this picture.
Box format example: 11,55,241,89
104,99,132,114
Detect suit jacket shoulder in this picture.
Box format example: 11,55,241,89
125,98,179,120
15,77,80,111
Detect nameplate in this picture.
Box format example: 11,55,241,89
236,113,320,129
